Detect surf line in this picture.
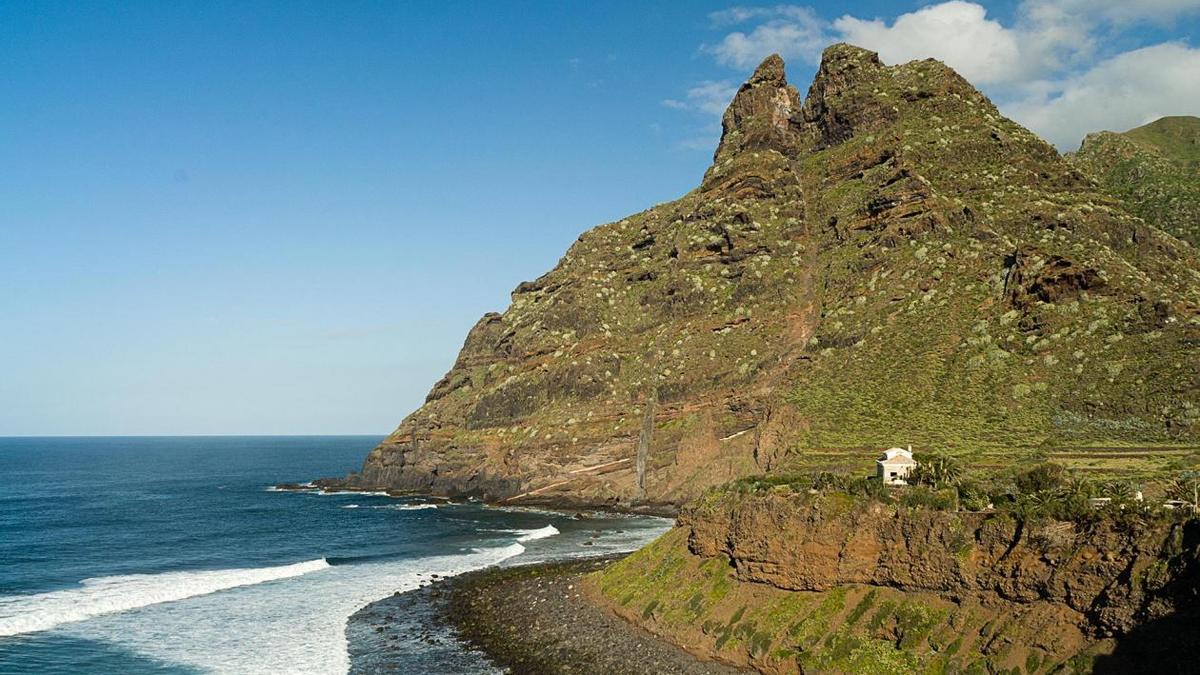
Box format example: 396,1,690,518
0,559,332,638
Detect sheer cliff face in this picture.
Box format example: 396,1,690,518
591,496,1200,673
346,45,1200,506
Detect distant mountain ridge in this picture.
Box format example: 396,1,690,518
331,45,1200,509
1069,116,1200,247
1122,116,1200,168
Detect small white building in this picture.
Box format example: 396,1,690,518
877,446,916,486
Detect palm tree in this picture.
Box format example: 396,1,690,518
1053,476,1097,519
1059,476,1095,500
1104,480,1136,507
1165,472,1199,509
917,454,963,489
913,454,964,510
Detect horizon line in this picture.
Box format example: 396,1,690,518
0,433,390,439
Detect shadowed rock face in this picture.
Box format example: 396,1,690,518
334,44,1200,508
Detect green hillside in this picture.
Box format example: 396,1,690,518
335,46,1200,507
1069,116,1200,247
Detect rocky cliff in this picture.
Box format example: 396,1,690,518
331,45,1200,508
590,492,1200,673
1069,116,1200,248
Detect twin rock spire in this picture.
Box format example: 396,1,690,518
709,44,893,166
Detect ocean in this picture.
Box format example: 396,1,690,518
0,436,670,673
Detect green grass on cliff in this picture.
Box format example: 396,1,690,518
1123,116,1200,168
590,528,1090,674
1069,116,1200,247
366,47,1200,509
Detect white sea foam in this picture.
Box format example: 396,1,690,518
0,558,331,638
264,481,317,492
317,490,390,497
339,502,438,510
346,503,438,511
0,507,667,674
34,542,527,674
515,524,560,542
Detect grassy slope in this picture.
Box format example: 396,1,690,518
359,48,1200,503
1068,116,1200,248
772,57,1200,485
589,529,1104,674
1124,117,1200,168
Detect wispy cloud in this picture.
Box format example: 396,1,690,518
675,124,725,152
678,1,1200,149
660,81,737,151
834,2,1024,86
1005,41,1200,148
661,80,739,116
702,5,828,68
708,5,824,26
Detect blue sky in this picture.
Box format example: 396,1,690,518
1,1,1197,435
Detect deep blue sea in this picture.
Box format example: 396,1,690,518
0,436,669,673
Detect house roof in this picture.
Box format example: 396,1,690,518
878,447,914,463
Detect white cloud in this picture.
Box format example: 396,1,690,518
702,6,827,68
677,1,1200,150
1023,0,1200,25
828,0,1161,88
834,2,1023,85
661,80,739,116
709,5,823,26
1004,42,1200,149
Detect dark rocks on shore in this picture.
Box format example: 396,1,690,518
348,556,746,674
439,557,745,674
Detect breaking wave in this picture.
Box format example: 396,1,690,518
316,490,391,497
344,503,438,511
515,525,560,542
0,559,331,638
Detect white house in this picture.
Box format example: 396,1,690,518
877,446,916,486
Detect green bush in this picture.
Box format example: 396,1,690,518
910,453,963,489
900,486,956,510
957,478,992,511
1015,463,1066,495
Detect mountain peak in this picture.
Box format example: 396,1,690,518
709,53,804,165
1123,115,1200,168
816,42,884,71
335,38,1200,515
748,53,786,85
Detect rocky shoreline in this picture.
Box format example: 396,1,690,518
274,481,681,518
350,556,745,674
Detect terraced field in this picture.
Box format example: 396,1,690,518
773,443,1200,493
